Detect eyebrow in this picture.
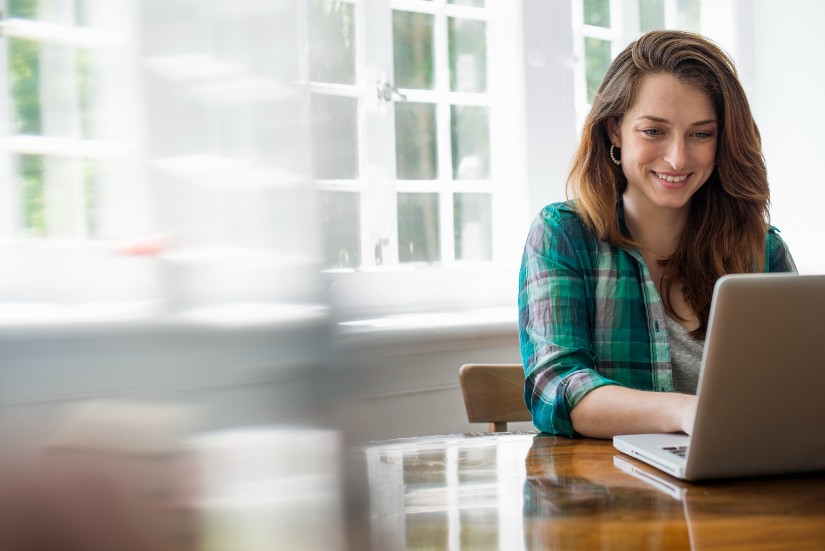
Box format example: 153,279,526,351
633,115,718,126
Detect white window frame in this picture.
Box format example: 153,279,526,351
389,0,492,267
311,0,529,318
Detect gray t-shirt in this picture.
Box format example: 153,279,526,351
665,315,704,395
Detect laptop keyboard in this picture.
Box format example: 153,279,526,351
662,445,689,458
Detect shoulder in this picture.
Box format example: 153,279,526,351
765,226,797,272
766,225,784,243
527,201,594,245
523,201,603,273
765,225,788,253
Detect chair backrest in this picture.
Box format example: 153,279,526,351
459,363,532,432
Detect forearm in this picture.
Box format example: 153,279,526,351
570,385,697,439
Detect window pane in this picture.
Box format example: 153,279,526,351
451,105,489,180
448,17,487,93
77,48,98,140
17,155,96,238
584,0,610,28
585,37,611,103
317,190,361,269
83,158,100,238
42,44,87,139
677,0,701,32
311,94,359,179
9,0,77,24
639,0,665,32
10,40,95,140
19,154,45,237
75,0,91,27
7,0,37,19
448,0,485,7
10,38,42,135
393,11,435,90
454,192,491,261
398,193,440,263
395,102,437,180
308,0,356,85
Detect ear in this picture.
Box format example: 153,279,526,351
606,116,621,147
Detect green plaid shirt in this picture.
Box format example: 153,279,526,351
518,201,797,436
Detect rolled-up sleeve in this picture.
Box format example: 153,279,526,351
518,208,619,436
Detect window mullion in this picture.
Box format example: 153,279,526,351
434,2,453,264
620,0,641,43
90,0,147,240
439,181,455,266
355,0,373,268
664,0,679,28
364,0,398,267
608,0,625,57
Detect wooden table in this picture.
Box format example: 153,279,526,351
363,432,825,550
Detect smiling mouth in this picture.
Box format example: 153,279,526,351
655,172,688,183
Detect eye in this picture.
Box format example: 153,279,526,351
641,128,663,137
693,131,714,139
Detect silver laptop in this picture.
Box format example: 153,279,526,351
614,273,825,481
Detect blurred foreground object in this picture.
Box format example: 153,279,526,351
0,400,200,550
191,428,345,551
0,401,345,551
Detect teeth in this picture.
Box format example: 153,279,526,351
657,173,687,183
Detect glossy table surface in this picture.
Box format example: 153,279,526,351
363,432,825,550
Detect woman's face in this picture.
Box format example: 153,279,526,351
607,72,718,215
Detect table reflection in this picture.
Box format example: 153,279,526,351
523,436,690,549
365,433,825,551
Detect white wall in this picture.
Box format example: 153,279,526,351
748,0,825,274
333,314,525,443
521,0,578,218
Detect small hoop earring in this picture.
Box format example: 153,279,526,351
609,144,622,166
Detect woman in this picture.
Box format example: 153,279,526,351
518,30,796,438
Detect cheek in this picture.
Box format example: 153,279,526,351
623,141,659,166
697,142,718,166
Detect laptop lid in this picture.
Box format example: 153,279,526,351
616,273,825,481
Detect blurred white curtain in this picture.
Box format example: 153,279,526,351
138,0,320,311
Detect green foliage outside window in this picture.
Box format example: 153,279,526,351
10,38,41,135
585,37,611,103
639,0,666,32
584,0,610,28
20,155,45,237
7,0,37,19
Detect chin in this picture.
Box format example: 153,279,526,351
653,196,693,210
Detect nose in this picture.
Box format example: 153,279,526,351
663,138,687,171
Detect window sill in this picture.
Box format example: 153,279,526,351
335,305,518,351
325,262,518,319
0,301,328,338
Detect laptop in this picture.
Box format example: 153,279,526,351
613,273,825,481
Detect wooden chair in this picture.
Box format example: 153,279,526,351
459,363,532,432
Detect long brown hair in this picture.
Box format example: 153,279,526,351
567,30,769,339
